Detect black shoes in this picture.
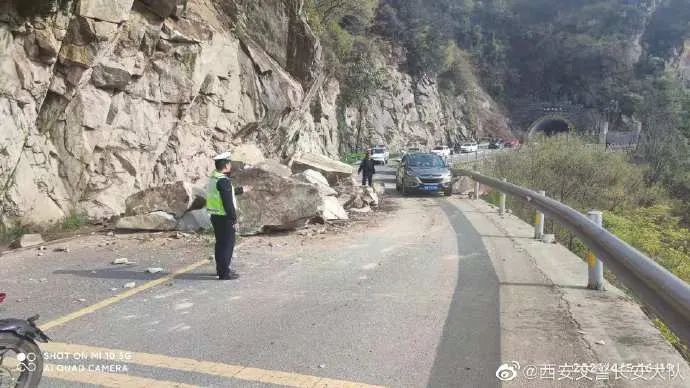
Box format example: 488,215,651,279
219,270,240,280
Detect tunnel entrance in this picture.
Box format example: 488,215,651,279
528,116,573,137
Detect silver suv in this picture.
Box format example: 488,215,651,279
395,153,453,196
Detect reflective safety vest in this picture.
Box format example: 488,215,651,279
206,171,237,216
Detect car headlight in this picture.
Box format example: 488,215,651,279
442,174,452,183
405,170,421,183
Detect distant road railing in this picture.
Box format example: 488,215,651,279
447,148,514,165
452,169,690,348
584,143,638,153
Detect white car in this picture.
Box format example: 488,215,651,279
370,147,389,164
431,146,451,158
459,142,479,153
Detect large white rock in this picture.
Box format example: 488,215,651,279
10,234,44,249
362,187,379,207
176,209,211,232
125,182,193,218
320,196,348,221
78,0,134,24
293,169,337,197
115,211,177,231
233,163,323,235
289,152,354,185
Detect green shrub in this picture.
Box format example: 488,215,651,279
342,152,365,164
60,212,87,231
605,206,690,283
0,224,30,243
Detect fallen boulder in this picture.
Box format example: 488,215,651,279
253,160,292,178
233,163,323,235
343,193,365,210
320,196,349,221
293,169,337,197
343,187,379,209
350,206,372,214
10,234,45,249
292,169,347,220
289,152,354,185
362,187,379,207
125,181,193,218
115,211,177,231
176,209,211,232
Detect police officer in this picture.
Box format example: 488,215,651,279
207,152,251,280
358,151,376,187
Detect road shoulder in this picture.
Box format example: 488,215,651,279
451,197,689,387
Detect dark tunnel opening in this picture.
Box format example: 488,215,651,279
533,118,571,136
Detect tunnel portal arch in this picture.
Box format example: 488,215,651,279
527,115,575,138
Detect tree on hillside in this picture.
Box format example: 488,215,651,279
307,0,379,29
634,74,690,222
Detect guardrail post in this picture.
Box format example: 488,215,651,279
499,178,507,216
534,190,545,239
586,210,605,290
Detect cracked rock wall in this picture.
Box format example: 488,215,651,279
0,0,509,229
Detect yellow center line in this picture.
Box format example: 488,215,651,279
40,259,209,331
44,363,197,388
42,342,386,388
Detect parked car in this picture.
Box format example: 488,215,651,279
504,139,521,148
431,146,452,158
369,147,389,165
373,144,389,153
489,139,504,149
459,142,479,153
396,152,453,196
403,147,421,156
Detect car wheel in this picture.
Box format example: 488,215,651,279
401,182,407,196
445,187,453,196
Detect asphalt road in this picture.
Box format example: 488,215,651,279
1,163,504,387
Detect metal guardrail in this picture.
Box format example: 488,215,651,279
453,169,690,348
446,148,514,165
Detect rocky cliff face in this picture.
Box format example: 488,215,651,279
338,43,510,151
0,0,508,229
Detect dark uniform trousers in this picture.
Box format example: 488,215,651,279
211,214,236,278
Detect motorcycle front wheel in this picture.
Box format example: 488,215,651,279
0,332,43,388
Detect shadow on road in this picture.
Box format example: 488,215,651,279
426,200,501,388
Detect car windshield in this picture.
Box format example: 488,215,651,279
407,154,446,168
462,143,475,147
372,148,385,154
433,147,445,151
